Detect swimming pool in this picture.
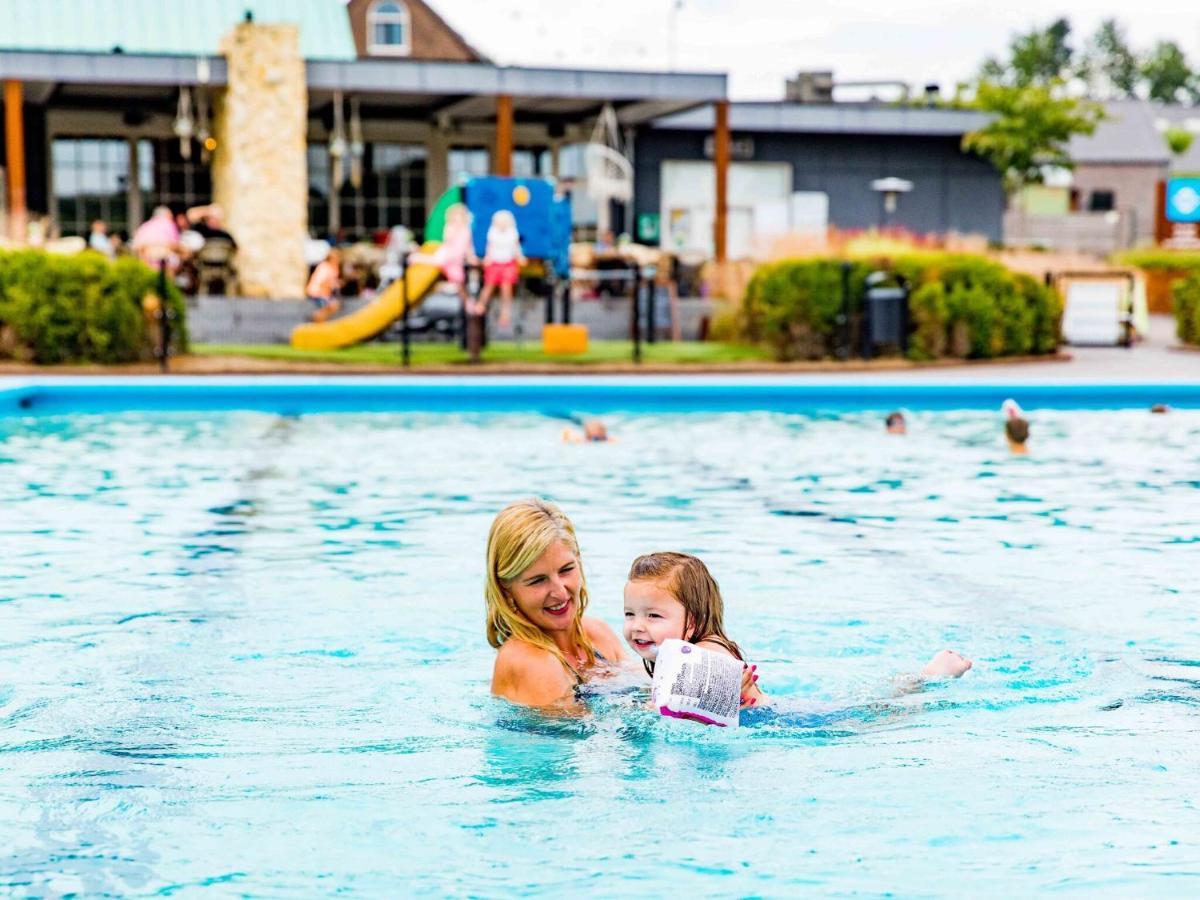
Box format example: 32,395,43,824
2,380,1198,895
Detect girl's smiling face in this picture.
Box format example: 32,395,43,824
623,579,688,661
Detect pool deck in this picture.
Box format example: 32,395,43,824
1,316,1196,387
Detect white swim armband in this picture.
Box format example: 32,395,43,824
651,639,743,728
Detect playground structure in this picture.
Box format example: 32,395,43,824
290,176,572,352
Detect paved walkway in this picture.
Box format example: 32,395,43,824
2,317,1196,384
857,315,1200,384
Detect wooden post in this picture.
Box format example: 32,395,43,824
713,99,730,263
495,94,514,177
4,80,28,242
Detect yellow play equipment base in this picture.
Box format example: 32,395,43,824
290,241,441,351
542,323,589,355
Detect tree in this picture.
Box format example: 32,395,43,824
1164,126,1195,157
981,18,1074,88
1079,19,1139,98
962,80,1105,195
1141,41,1194,103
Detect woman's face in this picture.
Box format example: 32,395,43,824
506,540,581,635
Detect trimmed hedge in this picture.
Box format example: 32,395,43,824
0,250,187,364
742,253,1061,361
1113,249,1200,272
1175,273,1200,347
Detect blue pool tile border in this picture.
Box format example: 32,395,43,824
2,377,1199,415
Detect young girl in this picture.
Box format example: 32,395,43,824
623,552,765,708
622,552,971,713
433,203,476,308
474,210,525,327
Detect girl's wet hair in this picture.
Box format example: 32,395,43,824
627,551,743,675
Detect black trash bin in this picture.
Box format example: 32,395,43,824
860,271,910,359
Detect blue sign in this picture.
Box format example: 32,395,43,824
1166,177,1200,223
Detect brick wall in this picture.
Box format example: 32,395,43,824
1072,162,1167,243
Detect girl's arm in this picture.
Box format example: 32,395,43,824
695,639,764,708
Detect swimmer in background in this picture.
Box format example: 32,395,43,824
1002,398,1030,455
1150,404,1170,414
561,419,614,444
885,411,907,435
622,552,971,716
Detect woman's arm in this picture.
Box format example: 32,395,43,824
491,641,576,707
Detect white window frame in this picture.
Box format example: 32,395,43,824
367,0,412,57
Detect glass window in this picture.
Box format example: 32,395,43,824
449,147,489,183
52,138,134,237
307,142,427,240
143,138,212,220
367,0,410,55
513,147,552,178
1089,190,1116,212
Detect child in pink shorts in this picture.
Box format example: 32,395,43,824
473,210,525,327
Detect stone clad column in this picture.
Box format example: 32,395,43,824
213,23,308,298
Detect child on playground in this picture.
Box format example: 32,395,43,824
429,203,476,308
474,210,525,327
622,552,972,711
306,248,342,323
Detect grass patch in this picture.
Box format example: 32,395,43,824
192,340,773,367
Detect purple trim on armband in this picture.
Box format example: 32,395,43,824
658,705,727,727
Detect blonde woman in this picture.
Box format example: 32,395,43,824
485,498,625,706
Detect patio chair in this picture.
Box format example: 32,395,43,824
196,238,238,296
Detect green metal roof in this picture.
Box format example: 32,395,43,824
0,0,359,61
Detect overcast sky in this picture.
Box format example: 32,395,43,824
428,0,1200,99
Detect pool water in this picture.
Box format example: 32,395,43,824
2,407,1198,895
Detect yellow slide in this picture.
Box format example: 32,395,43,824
290,241,442,350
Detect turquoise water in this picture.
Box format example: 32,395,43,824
2,407,1198,895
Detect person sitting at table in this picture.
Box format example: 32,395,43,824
131,206,181,270
186,204,237,248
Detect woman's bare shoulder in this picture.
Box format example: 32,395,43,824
583,616,626,661
492,640,574,706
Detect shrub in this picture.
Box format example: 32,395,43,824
744,260,869,360
0,250,187,364
1175,273,1200,346
1112,249,1200,272
741,251,1062,362
907,282,947,360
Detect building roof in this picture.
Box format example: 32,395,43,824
0,49,726,125
650,102,991,136
0,0,358,61
1068,100,1171,166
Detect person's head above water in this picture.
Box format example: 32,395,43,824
885,411,906,435
484,498,596,669
1005,416,1030,453
623,552,743,675
1002,398,1029,454
582,420,609,442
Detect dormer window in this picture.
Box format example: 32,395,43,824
368,1,412,56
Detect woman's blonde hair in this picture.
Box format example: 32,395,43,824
484,498,596,672
627,552,743,674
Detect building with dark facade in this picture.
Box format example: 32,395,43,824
635,102,1003,257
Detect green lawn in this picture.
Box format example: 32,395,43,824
192,339,773,367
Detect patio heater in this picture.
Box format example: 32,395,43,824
870,177,913,228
